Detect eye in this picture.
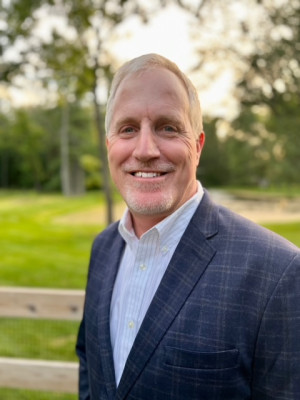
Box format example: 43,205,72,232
158,124,179,137
163,125,176,132
120,126,135,134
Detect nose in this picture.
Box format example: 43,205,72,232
132,124,160,161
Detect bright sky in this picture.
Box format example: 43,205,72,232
2,1,261,120
108,4,240,119
110,5,197,71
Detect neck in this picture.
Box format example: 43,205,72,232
131,213,167,239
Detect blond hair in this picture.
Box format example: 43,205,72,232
105,53,203,138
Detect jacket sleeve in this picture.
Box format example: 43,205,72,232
252,253,300,399
76,316,90,400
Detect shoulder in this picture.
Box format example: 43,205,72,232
214,205,300,287
219,204,298,254
94,220,120,240
195,190,299,274
200,189,298,250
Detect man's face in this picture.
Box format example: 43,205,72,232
106,68,205,226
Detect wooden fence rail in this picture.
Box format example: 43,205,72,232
0,286,85,320
0,357,78,393
0,287,85,394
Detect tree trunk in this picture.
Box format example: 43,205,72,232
60,102,71,196
70,158,85,196
1,151,9,188
93,85,114,226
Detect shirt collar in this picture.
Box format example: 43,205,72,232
118,181,204,245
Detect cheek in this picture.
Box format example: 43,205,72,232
177,138,198,164
161,139,195,168
107,141,129,167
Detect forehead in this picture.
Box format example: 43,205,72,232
112,68,189,116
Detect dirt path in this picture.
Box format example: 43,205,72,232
113,191,300,225
56,191,300,226
210,192,300,224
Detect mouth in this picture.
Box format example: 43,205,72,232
132,171,166,178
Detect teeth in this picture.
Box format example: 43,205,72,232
134,172,162,178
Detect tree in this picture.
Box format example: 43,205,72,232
197,118,229,187
231,0,300,185
1,0,187,224
0,103,96,191
0,112,13,187
186,0,300,186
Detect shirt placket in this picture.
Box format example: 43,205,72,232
120,234,154,364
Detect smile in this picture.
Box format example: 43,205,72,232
133,172,165,178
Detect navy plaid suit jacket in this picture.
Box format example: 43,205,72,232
76,190,300,399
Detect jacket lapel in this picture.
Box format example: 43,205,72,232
95,230,125,399
116,192,219,399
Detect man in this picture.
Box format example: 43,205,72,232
76,54,300,400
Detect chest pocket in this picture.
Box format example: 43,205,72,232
164,346,239,370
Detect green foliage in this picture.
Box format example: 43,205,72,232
0,113,14,187
1,0,299,193
80,154,102,189
0,104,98,191
264,99,300,183
230,0,300,187
198,118,229,186
229,100,300,186
12,109,46,189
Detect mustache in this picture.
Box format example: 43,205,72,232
123,161,176,173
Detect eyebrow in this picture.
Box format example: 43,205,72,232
114,117,138,128
155,116,185,129
113,114,186,130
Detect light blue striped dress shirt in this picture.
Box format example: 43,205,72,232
110,182,204,385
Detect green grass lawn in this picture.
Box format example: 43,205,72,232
263,222,300,248
1,189,299,288
0,190,107,399
0,190,106,288
0,388,76,400
0,318,78,361
0,189,299,399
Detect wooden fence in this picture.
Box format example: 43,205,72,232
0,287,85,394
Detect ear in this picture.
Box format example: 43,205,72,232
196,131,205,165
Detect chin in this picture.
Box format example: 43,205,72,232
126,194,175,216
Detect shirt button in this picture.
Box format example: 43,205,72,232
161,246,169,254
128,321,135,329
139,263,147,271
